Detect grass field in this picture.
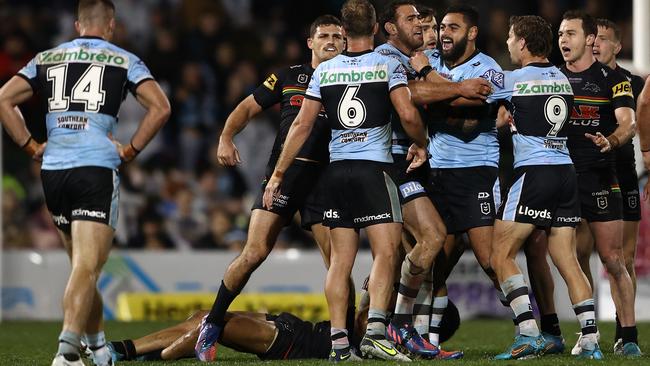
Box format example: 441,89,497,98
0,319,647,365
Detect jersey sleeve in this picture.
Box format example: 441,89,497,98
16,56,40,92
488,70,515,102
305,65,322,101
609,71,635,110
388,60,408,92
127,55,154,94
253,68,287,108
472,58,505,104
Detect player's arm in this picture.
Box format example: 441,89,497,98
0,76,45,160
390,86,428,172
262,99,321,209
123,80,171,162
637,77,650,199
218,95,264,166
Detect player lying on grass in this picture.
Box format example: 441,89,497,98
104,303,459,362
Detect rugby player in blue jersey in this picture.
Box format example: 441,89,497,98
264,0,430,361
489,15,602,360
0,1,170,365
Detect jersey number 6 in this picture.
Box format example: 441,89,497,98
338,84,367,129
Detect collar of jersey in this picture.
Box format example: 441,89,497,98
344,49,373,57
444,49,480,70
526,62,553,68
77,36,105,41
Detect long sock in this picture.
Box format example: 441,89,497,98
58,330,82,358
393,255,424,325
413,277,433,336
346,305,356,335
573,299,597,350
428,295,447,346
331,328,350,350
366,308,387,336
540,313,562,336
498,291,519,335
621,326,638,345
615,313,622,341
206,280,240,326
110,340,137,360
501,274,538,337
84,331,111,365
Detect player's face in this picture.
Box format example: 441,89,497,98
393,5,423,50
420,15,438,50
439,13,471,63
558,19,590,63
309,24,344,62
506,26,522,65
593,26,620,66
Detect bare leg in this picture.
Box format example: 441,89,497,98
325,228,360,329
524,230,557,316
365,223,403,316
622,220,639,293
575,220,595,287
468,225,500,288
312,223,355,307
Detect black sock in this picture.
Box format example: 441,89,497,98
621,326,638,345
138,349,163,360
540,313,562,336
62,354,80,362
206,281,239,326
615,314,622,341
110,340,137,360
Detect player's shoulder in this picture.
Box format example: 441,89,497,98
471,52,504,89
472,51,502,71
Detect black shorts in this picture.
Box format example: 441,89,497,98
498,165,581,227
41,166,120,234
616,161,641,221
258,313,330,360
252,160,326,230
429,166,499,234
322,160,402,229
577,166,623,222
390,153,430,204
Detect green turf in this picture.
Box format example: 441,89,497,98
0,319,647,365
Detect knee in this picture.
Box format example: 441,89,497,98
238,246,270,270
601,254,625,277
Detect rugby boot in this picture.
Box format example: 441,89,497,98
386,322,439,358
494,334,544,360
51,354,85,366
435,347,464,360
329,346,363,362
576,343,604,360
540,332,565,355
622,342,642,357
195,315,222,362
360,333,411,362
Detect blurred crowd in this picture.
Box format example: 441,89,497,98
1,0,634,250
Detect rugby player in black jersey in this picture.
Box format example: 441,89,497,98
571,17,646,354
195,15,345,362
558,10,641,357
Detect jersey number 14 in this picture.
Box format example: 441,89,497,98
47,64,107,113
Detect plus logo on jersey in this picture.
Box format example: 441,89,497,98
569,105,600,126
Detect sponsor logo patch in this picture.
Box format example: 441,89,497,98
400,181,425,199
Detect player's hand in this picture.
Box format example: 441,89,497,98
262,172,283,210
217,136,241,166
409,52,430,74
406,143,428,173
23,138,46,162
459,78,491,100
109,133,138,163
585,132,611,153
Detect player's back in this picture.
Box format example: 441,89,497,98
507,63,574,168
18,37,152,171
305,50,408,163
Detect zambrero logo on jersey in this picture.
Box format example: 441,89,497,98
319,66,388,86
612,81,633,99
514,80,573,95
39,47,128,68
354,212,391,223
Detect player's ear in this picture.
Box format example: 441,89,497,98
586,33,595,47
74,20,81,34
307,37,314,50
373,22,379,36
384,21,396,36
614,41,622,56
468,25,478,41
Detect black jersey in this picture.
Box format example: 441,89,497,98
252,64,330,169
260,313,332,360
561,61,635,170
614,65,645,164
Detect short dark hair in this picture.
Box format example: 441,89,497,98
510,15,553,58
309,15,342,38
77,0,115,21
417,5,436,21
444,3,479,29
562,10,597,38
379,0,417,37
341,0,377,38
596,18,621,42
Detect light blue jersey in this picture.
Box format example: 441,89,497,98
491,63,574,168
18,37,153,170
374,42,423,155
427,50,503,168
306,50,408,163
